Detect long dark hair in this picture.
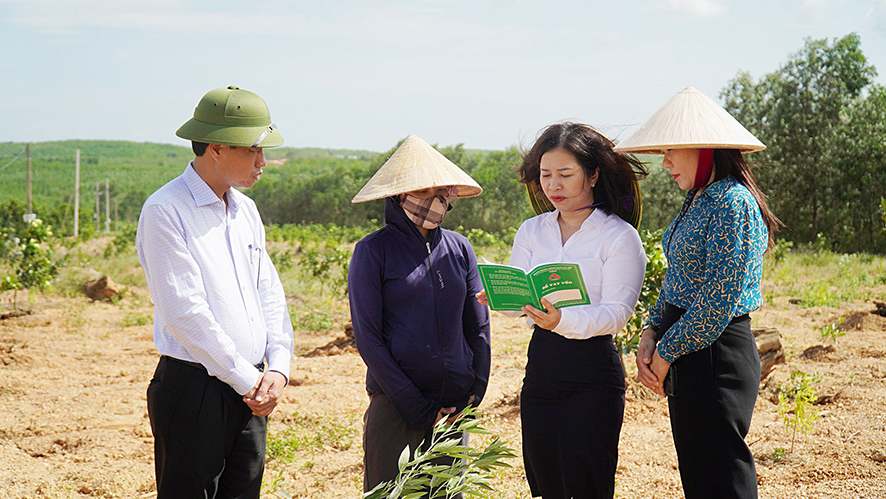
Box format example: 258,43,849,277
712,149,781,247
519,123,648,223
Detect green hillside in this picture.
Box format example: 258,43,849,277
0,141,190,212
0,140,378,224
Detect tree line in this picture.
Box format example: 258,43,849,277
722,32,886,253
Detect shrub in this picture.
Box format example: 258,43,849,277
300,242,351,297
1,217,61,309
769,238,794,264
103,221,138,257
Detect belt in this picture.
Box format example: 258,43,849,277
162,355,265,372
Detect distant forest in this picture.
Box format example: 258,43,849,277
0,138,681,238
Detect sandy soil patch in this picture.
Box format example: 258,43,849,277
1,292,885,498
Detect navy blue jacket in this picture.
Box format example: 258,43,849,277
348,198,491,430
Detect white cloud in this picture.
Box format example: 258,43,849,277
645,0,726,18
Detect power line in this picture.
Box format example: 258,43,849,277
0,146,27,173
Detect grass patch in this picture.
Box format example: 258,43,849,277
290,307,335,332
266,412,358,463
764,250,886,307
119,311,152,327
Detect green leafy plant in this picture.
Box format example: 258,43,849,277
364,406,516,499
103,222,138,257
300,243,351,297
453,226,516,265
290,307,335,332
265,222,374,245
261,469,293,499
769,238,794,264
269,249,295,273
778,369,821,454
817,318,846,344
771,447,786,461
616,229,667,377
1,217,61,309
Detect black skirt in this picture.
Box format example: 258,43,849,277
520,327,625,499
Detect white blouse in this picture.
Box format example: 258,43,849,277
508,208,647,340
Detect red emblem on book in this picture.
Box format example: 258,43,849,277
549,273,561,281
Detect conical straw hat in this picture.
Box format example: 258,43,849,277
352,135,483,203
613,86,765,155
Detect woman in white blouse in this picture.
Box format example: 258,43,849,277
480,123,647,499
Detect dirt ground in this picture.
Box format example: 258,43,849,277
1,286,885,498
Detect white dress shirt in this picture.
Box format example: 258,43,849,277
136,163,293,395
508,208,647,339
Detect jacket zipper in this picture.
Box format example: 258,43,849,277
425,236,447,408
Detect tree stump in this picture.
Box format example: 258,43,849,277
753,327,785,381
82,275,123,302
802,344,836,360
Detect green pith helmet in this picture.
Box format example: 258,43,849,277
175,85,283,148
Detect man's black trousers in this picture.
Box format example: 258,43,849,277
147,356,267,499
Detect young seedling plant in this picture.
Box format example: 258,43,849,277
817,318,846,344
778,369,821,455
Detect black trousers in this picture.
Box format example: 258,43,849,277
147,356,268,499
362,393,467,497
521,328,625,499
664,309,760,499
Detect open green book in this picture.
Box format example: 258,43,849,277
477,262,590,311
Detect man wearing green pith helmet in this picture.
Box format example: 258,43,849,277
136,86,293,498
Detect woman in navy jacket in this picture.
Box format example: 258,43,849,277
348,135,491,494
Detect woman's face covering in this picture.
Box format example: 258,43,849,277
399,186,454,230
539,148,596,212
663,148,701,191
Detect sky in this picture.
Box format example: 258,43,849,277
2,0,885,152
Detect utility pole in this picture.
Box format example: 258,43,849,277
74,150,80,237
104,178,110,234
94,181,101,232
26,143,32,214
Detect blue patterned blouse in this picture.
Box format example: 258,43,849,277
647,175,767,363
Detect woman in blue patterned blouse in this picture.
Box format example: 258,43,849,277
614,87,781,499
